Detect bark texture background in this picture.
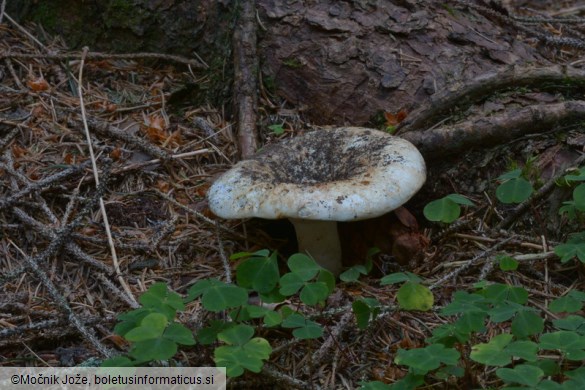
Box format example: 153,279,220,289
7,1,554,125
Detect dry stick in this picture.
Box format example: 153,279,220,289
0,160,91,210
402,101,585,159
496,153,585,230
397,65,585,134
0,127,19,150
8,240,113,358
12,207,113,273
233,0,259,159
429,236,514,290
77,47,137,306
67,116,170,160
215,222,232,283
0,51,207,69
111,149,210,175
312,311,353,366
0,12,206,71
154,189,248,241
260,365,310,390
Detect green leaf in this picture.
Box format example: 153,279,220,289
382,373,425,390
505,340,538,362
396,282,434,311
496,364,544,387
565,367,585,387
130,338,177,361
214,337,272,377
573,183,585,211
358,381,392,390
539,331,585,359
454,312,487,333
352,298,381,330
229,249,270,260
380,272,422,285
445,193,475,206
217,324,254,346
482,283,529,304
423,197,461,223
281,313,323,339
140,282,185,310
299,282,329,305
236,251,280,293
187,279,248,312
163,322,195,345
564,168,585,182
430,323,471,346
441,291,488,315
197,320,232,345
555,242,585,263
498,169,522,180
317,269,336,294
470,333,513,366
395,344,460,373
124,313,168,342
279,272,305,296
287,253,321,280
498,255,519,271
552,315,585,334
267,124,285,135
496,177,534,204
114,308,154,337
340,265,368,282
488,301,525,323
263,310,282,327
549,296,583,313
512,311,544,338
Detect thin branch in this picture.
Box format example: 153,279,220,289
233,0,259,158
77,47,137,306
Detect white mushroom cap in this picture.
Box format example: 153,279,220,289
208,127,426,222
207,127,426,276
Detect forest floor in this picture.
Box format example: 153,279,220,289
1,5,585,389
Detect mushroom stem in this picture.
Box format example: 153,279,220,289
289,219,343,276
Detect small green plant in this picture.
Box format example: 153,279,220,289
495,168,534,204
104,251,337,377
380,272,434,311
267,123,285,135
101,282,195,366
360,283,585,389
559,167,585,220
423,194,474,223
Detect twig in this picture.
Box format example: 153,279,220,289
67,116,170,160
77,47,137,306
216,222,232,283
0,126,19,151
9,240,114,358
153,189,248,241
0,160,91,210
12,207,113,273
429,237,514,290
261,365,312,389
233,0,259,158
312,311,352,366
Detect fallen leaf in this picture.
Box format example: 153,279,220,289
27,76,50,91
384,109,408,126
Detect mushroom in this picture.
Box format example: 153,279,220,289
207,127,426,275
